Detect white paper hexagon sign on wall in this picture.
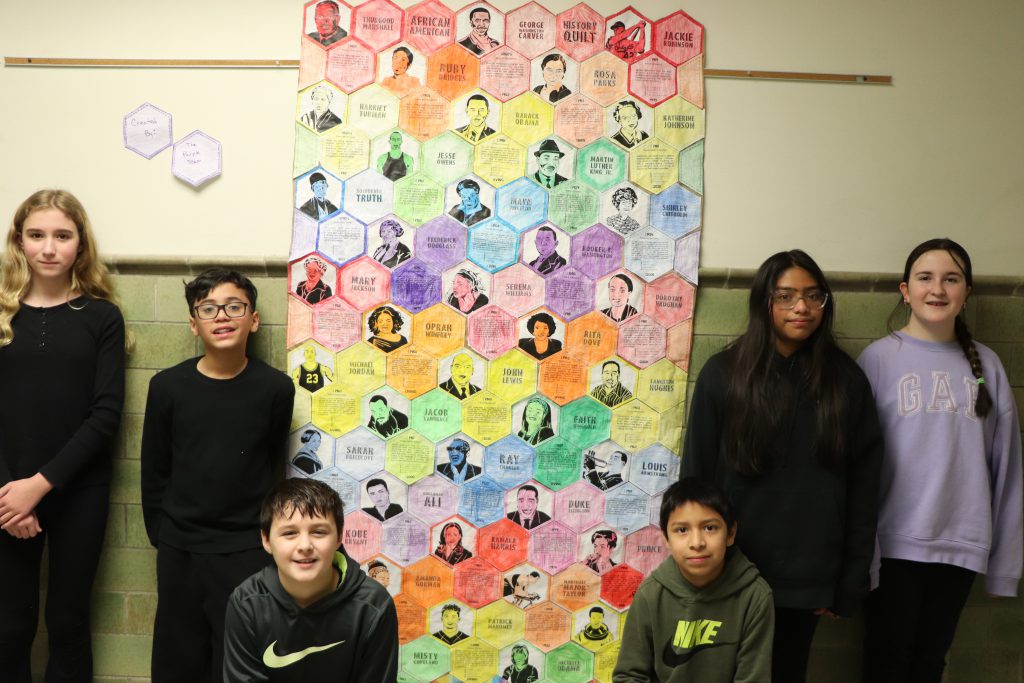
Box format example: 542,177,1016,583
122,103,173,159
172,130,222,187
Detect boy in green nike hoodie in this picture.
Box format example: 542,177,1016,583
614,478,773,683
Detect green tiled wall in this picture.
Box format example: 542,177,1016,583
26,268,1024,681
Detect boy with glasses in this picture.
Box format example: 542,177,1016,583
142,267,295,682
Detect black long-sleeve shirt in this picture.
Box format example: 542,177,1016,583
682,348,883,616
141,357,294,553
0,297,125,489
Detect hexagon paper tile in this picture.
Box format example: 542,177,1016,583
123,103,172,159
288,1,706,674
171,131,221,187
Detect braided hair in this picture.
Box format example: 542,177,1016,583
888,238,992,418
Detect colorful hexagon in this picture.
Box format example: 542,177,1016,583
579,51,628,106
559,396,611,449
453,558,503,612
413,215,468,271
311,385,361,436
570,225,622,281
395,593,428,644
490,265,546,318
171,130,221,187
487,349,539,405
320,124,371,179
600,564,644,609
303,0,353,47
474,134,527,188
351,0,404,51
453,1,505,56
295,123,320,177
382,514,432,567
658,404,683,452
512,395,559,447
533,438,581,492
629,443,676,497
461,390,512,445
576,140,626,192
624,525,669,576
402,634,451,681
582,440,634,488
316,213,366,268
548,180,600,235
391,258,443,314
393,173,446,227
288,423,336,476
385,428,434,483
650,184,701,240
402,0,456,55
547,640,594,682
468,219,521,273
342,172,394,225
628,138,679,193
623,227,675,283
528,50,579,107
298,36,328,89
475,596,526,650
325,38,377,92
600,181,650,238
564,311,619,367
408,474,459,526
553,94,605,149
627,52,677,107
382,345,437,399
477,519,531,571
603,482,651,534
525,601,572,651
643,272,696,329
334,343,386,396
288,298,314,347
604,7,651,63
595,270,643,325
479,46,531,102
312,465,360,512
618,314,666,368
554,480,606,532
295,167,344,223
538,353,588,406
445,173,496,227
343,511,384,563
457,475,506,528
410,305,466,359
526,136,576,192
442,260,493,316
427,43,481,101
678,54,704,108
505,3,556,58
123,103,172,158
399,88,453,142
291,392,313,433
500,564,548,610
500,92,554,147
482,436,536,489
610,399,659,451
595,639,622,682
555,4,606,62
653,10,704,66
450,639,499,681
495,177,549,233
674,231,699,286
436,349,487,402
679,138,704,195
666,319,693,372
409,388,461,439
339,257,390,310
334,427,388,481
289,340,336,396
420,131,473,186
406,556,457,608
451,90,501,146
545,267,595,322
466,306,518,360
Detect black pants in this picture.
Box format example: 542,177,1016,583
0,484,110,683
151,543,269,683
772,606,820,683
862,558,975,683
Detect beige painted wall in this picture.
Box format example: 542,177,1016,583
1,0,1022,274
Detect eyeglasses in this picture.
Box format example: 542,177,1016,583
192,302,249,320
771,291,828,311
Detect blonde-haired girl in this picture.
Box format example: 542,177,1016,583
0,189,126,681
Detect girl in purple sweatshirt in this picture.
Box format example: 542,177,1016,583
857,238,1022,682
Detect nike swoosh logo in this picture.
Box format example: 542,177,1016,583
662,640,734,666
263,640,345,668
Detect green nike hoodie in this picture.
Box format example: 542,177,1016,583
613,548,773,683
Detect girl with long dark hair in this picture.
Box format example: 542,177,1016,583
858,239,1021,682
682,249,882,682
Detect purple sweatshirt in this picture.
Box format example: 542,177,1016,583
857,332,1022,596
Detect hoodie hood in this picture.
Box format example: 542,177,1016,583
651,547,761,603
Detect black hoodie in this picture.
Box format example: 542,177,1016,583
224,550,398,682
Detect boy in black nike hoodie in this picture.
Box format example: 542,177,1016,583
613,478,773,683
224,478,398,682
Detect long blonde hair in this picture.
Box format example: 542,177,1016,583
0,189,129,349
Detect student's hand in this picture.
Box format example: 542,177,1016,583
814,607,838,619
0,473,53,529
4,511,42,539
